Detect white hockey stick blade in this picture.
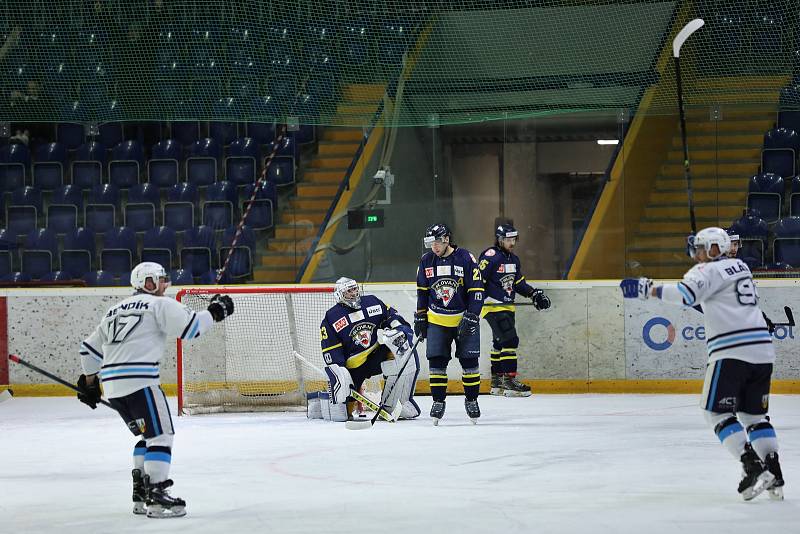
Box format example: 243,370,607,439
673,18,704,57
388,399,403,421
0,389,13,403
344,420,374,430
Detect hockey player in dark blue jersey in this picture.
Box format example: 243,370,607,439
320,277,420,421
479,223,550,397
414,223,484,424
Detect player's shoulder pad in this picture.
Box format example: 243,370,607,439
480,246,496,258
419,250,434,263
360,294,383,309
454,247,478,264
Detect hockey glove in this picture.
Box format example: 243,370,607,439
531,289,551,310
207,294,234,322
77,374,102,410
620,278,652,300
414,311,428,340
763,312,776,334
457,311,480,338
686,233,696,259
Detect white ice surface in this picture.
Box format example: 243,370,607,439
1,394,799,534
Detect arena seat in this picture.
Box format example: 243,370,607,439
0,143,30,192
109,140,144,189
142,226,177,269
71,141,106,189
225,137,259,185
181,225,215,275
186,138,221,186
164,182,197,231
148,139,181,187
773,216,800,267
7,186,42,235
100,226,137,274
85,183,119,233
82,270,114,287
32,142,66,191
61,227,95,278
21,228,58,279
747,173,784,223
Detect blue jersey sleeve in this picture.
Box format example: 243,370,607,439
416,258,429,314
320,315,346,366
463,251,484,315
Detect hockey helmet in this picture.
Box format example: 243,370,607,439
423,223,451,249
334,277,361,309
495,223,518,240
693,227,731,259
131,262,170,293
725,226,740,243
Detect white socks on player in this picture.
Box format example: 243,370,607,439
144,433,174,484
705,411,747,459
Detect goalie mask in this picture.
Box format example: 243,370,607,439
334,277,361,309
691,227,731,260
131,262,170,294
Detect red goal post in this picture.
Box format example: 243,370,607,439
176,285,334,414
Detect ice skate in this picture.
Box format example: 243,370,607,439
490,374,504,396
465,398,480,424
145,478,187,518
764,452,785,501
131,469,147,515
502,375,532,397
430,401,446,426
738,444,774,501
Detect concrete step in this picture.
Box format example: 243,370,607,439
626,248,691,264
684,119,773,133
279,209,328,225
296,182,340,196
638,217,734,234
337,102,380,115
691,76,790,91
318,141,361,156
666,148,762,161
648,190,746,204
252,266,299,283
660,161,759,177
643,204,742,220
672,133,765,148
342,83,386,101
260,251,307,268
289,197,335,210
303,168,347,183
274,223,318,240
321,128,364,142
656,175,750,188
309,156,353,169
630,234,691,250
267,238,308,253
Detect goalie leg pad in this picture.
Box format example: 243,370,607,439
380,349,420,418
306,392,323,419
325,364,354,405
319,392,349,422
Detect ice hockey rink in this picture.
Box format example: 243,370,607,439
2,394,798,534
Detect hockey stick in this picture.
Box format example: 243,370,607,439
482,302,539,307
673,18,705,234
8,354,114,409
772,306,795,327
292,350,398,423
345,336,422,431
0,388,12,403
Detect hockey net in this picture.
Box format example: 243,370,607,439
177,286,338,415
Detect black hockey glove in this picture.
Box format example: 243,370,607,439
531,289,551,310
763,312,776,334
457,311,480,338
77,374,102,410
208,294,234,322
414,311,428,340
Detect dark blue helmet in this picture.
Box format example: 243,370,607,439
424,223,451,248
495,223,518,240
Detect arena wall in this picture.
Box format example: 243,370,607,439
4,281,800,396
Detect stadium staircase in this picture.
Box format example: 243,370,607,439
626,76,787,279
253,83,384,283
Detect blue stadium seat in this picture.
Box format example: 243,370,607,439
83,270,114,287
197,269,219,284
57,123,85,150
791,176,800,217
219,225,255,278
101,226,137,274
40,270,72,282
731,212,770,268
163,182,197,231
0,143,30,192
85,184,119,233
0,272,32,284
99,122,124,148
203,181,236,230
47,204,78,234
210,98,239,146
124,183,159,232
141,226,176,269
747,173,784,223
0,228,14,278
762,127,799,178
7,186,42,235
32,142,67,191
773,216,800,267
225,137,259,185
181,225,215,275
109,140,144,188
22,228,57,279
186,138,221,186
247,96,280,143
343,21,370,65
61,227,95,278
172,122,201,147
170,268,194,286
52,184,83,209
241,182,275,230
71,141,106,189
148,139,181,188
378,20,410,66
267,156,295,186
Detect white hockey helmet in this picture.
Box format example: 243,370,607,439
334,277,361,309
131,262,170,293
693,227,731,259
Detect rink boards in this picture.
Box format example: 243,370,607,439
3,280,800,395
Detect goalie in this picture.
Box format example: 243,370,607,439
319,277,420,422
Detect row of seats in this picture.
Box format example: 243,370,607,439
730,213,800,267
0,269,223,287
0,225,256,280
0,136,296,191
762,127,800,178
3,181,275,234
746,172,800,222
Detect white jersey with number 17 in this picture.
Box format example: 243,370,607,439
664,257,775,365
80,292,214,399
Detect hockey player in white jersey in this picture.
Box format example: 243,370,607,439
620,227,784,501
76,262,234,518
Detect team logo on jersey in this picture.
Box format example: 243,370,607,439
432,278,459,307
498,264,505,273
500,274,516,295
504,263,517,273
485,249,496,257
333,317,348,332
454,265,464,277
425,267,434,278
366,305,382,317
127,418,147,435
350,323,375,348
437,265,452,276
762,394,770,410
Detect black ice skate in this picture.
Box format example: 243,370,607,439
132,469,147,515
465,398,480,424
738,444,774,501
764,452,785,501
145,478,187,518
490,374,504,396
430,401,446,426
502,375,532,397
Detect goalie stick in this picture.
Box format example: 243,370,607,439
672,18,705,234
8,354,115,410
291,350,399,423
